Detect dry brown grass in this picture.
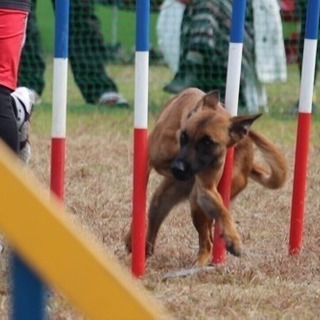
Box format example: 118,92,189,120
1,106,320,319
1,60,320,318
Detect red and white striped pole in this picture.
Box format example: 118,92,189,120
50,1,69,201
212,0,247,264
289,0,320,255
131,0,150,277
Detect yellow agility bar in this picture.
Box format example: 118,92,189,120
0,142,169,319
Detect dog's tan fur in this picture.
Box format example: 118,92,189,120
125,88,287,266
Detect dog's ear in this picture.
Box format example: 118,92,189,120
202,90,221,110
188,90,221,117
228,113,262,146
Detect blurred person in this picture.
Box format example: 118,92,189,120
157,0,186,73
162,0,287,114
0,4,45,311
18,0,128,107
0,0,35,163
0,0,35,257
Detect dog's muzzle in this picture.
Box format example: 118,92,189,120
170,159,194,181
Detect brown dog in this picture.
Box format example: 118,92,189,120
125,88,287,266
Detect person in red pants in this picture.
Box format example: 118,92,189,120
0,4,44,313
0,0,35,163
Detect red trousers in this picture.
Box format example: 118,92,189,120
0,9,28,90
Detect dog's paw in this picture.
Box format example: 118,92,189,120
225,242,241,257
223,235,242,257
220,222,242,257
145,242,154,257
125,242,132,253
124,233,132,253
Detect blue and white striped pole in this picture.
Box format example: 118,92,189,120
213,0,247,264
131,0,150,277
289,0,320,255
11,1,70,317
50,0,70,201
12,1,70,318
225,0,246,117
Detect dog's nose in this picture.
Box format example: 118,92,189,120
170,160,191,181
171,159,185,172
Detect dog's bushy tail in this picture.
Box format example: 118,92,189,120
248,130,287,189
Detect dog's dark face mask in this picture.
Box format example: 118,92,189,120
170,110,262,182
170,90,262,181
170,126,226,181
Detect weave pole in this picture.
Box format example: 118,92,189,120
131,0,150,277
12,254,45,319
12,1,70,318
50,0,70,200
212,0,247,264
289,0,320,255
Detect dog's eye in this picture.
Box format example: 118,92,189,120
201,136,215,147
180,131,189,146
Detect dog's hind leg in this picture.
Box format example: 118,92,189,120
146,177,194,257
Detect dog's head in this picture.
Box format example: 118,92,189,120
170,91,261,181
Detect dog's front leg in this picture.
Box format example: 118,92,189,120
195,181,242,257
190,190,214,267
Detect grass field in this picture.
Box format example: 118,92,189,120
1,60,320,319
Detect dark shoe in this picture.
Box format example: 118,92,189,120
97,92,129,107
287,100,316,115
163,73,203,94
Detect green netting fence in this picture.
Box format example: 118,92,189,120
17,0,319,114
